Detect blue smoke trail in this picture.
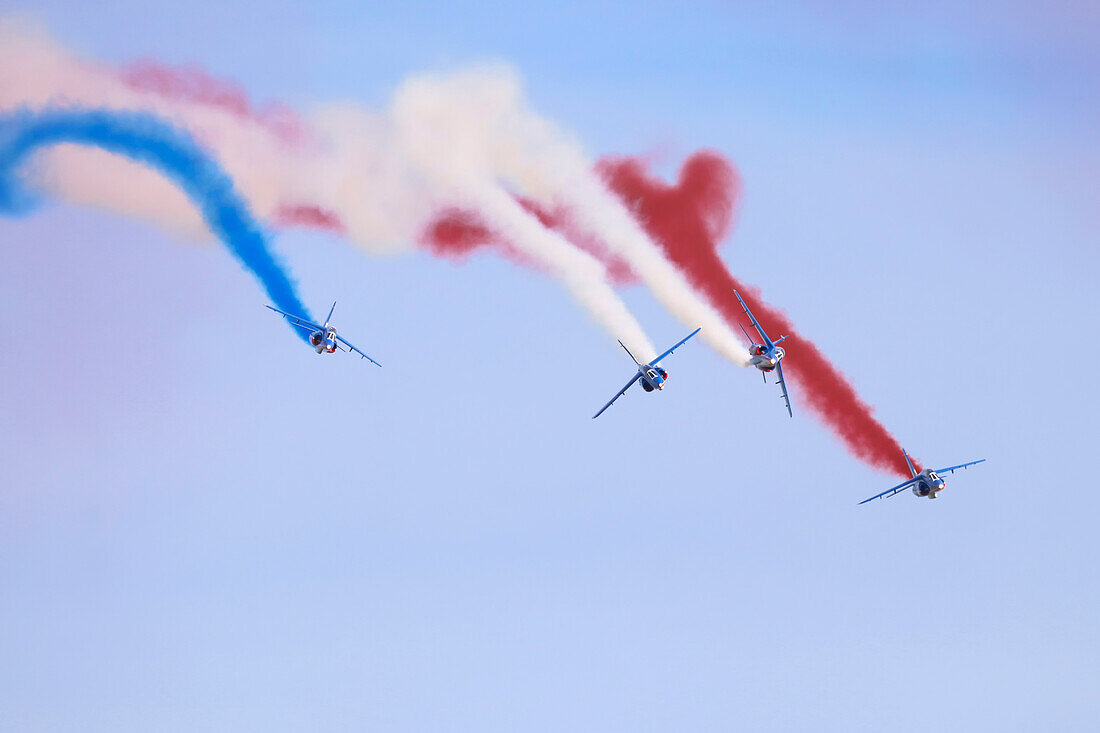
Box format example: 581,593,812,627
0,107,313,342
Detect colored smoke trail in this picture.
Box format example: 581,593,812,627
0,107,313,342
421,203,638,285
121,60,305,143
598,152,913,478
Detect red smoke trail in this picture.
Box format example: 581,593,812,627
419,202,638,285
419,207,543,271
121,61,306,143
273,204,346,234
597,152,913,478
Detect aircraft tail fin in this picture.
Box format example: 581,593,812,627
324,301,337,327
618,340,640,365
903,449,918,478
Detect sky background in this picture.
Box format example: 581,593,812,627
1,2,1098,730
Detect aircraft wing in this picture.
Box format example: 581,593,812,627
858,477,921,505
648,328,702,367
775,361,793,418
733,290,773,348
266,305,322,332
933,459,986,475
593,373,642,419
334,334,382,367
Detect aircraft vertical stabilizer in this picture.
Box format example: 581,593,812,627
902,450,918,479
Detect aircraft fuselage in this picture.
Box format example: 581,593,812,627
639,365,668,393
308,327,339,354
911,469,947,499
748,343,785,372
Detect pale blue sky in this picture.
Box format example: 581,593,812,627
1,2,1098,731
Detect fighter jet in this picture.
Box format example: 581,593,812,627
733,290,792,417
592,328,701,419
859,450,985,504
266,301,381,366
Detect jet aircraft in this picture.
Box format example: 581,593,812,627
266,302,381,366
859,450,985,504
592,328,701,419
733,290,792,417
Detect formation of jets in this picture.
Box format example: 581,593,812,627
266,290,984,505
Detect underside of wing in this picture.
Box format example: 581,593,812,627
776,361,793,418
858,478,920,505
335,334,382,367
266,305,322,332
593,373,642,419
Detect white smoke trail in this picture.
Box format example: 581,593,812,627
384,67,657,357
412,67,752,366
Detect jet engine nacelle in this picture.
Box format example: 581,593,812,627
641,380,655,392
